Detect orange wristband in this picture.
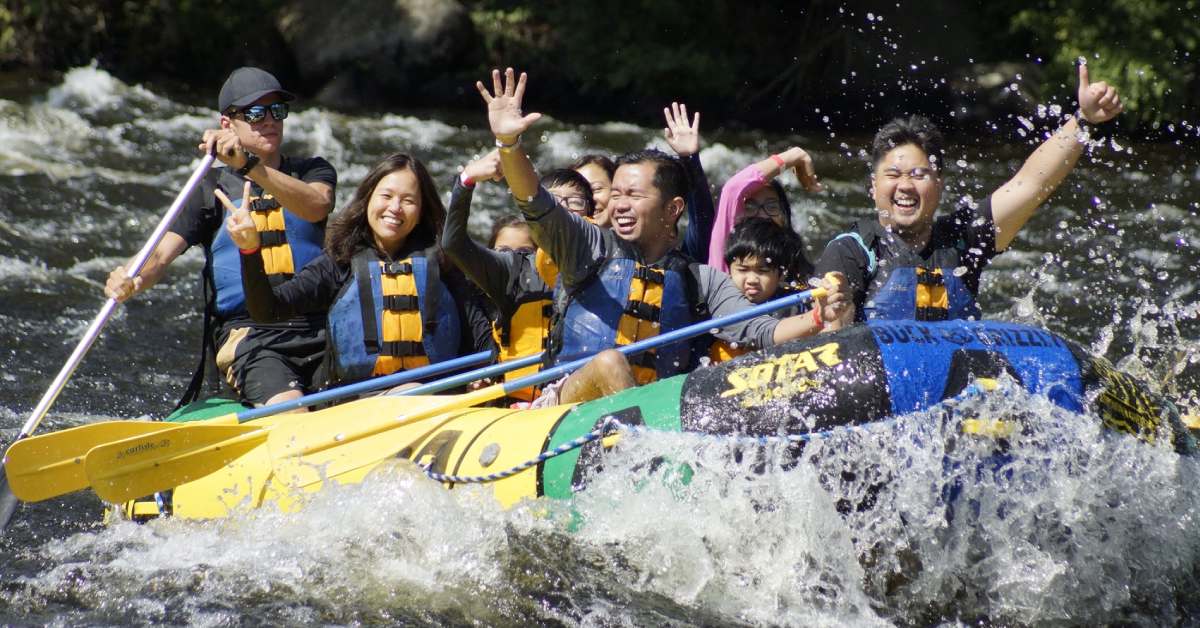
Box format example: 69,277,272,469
811,306,824,329
239,246,260,255
770,154,786,169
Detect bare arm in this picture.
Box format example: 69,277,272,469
200,130,335,222
243,164,334,222
990,63,1123,251
770,272,849,343
104,232,190,301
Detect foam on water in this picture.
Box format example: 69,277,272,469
7,385,1199,625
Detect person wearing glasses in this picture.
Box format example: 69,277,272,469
104,66,337,409
816,62,1123,323
705,147,822,274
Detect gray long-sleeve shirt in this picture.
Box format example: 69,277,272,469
517,187,779,353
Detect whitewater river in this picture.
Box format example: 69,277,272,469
1,65,1199,625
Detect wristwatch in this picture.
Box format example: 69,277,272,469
236,152,261,177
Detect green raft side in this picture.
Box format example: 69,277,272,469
163,398,247,423
541,374,686,499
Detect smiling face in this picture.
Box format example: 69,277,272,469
607,162,684,259
576,163,613,226
729,255,783,304
221,94,285,157
367,168,422,255
871,143,942,235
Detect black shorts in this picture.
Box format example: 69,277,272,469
215,325,325,406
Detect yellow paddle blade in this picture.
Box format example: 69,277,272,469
4,422,181,502
85,423,268,503
266,387,504,489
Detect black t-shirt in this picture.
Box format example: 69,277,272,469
170,155,337,249
814,197,1000,316
168,155,337,331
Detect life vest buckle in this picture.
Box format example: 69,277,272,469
249,197,281,212
382,261,414,275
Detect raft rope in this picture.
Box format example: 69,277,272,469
419,382,1006,485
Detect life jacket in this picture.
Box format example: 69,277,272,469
327,248,461,385
836,222,980,322
549,252,699,386
491,248,558,400
209,169,324,317
707,284,808,363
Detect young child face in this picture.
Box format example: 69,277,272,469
729,255,782,304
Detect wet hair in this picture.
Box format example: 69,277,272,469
569,154,616,179
488,214,532,249
871,115,945,173
723,216,813,280
539,168,596,216
325,152,444,265
614,149,690,204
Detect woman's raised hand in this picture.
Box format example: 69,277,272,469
476,68,543,144
662,102,700,157
219,181,261,251
780,147,822,193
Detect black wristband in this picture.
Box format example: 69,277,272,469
236,152,260,177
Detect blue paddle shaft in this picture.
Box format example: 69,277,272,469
405,288,818,397
234,349,498,422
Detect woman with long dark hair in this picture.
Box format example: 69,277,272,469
225,152,486,389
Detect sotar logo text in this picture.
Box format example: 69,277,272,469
721,342,841,400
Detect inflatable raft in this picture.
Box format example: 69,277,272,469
110,319,1194,521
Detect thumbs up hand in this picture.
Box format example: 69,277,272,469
1077,61,1123,124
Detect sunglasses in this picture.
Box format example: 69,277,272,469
235,102,290,123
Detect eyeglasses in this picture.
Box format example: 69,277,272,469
552,194,590,213
879,167,935,182
742,199,783,217
236,102,290,123
495,245,537,256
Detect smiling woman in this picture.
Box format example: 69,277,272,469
225,152,488,390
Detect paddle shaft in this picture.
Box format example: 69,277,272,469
19,152,218,439
0,152,216,533
297,287,824,457
406,287,825,398
233,349,518,422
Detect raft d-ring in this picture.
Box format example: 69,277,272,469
960,418,1015,439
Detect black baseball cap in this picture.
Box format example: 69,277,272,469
217,67,296,113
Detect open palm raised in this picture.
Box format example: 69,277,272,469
476,67,543,144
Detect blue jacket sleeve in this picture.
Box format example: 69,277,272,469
682,153,715,261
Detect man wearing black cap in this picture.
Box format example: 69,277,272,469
105,67,337,409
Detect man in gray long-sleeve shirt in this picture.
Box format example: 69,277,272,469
475,68,848,404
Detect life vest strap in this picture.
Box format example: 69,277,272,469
249,197,282,212
383,261,414,275
916,267,945,286
383,294,420,311
259,231,288,248
624,300,661,322
381,340,424,357
632,266,665,284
